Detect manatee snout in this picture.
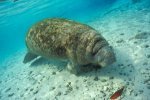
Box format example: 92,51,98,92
93,46,116,67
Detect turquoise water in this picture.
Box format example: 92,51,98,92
0,0,150,100
0,0,116,62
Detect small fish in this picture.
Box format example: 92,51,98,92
110,86,125,100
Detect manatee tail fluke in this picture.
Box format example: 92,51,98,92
23,52,38,63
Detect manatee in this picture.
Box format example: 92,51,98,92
23,18,116,74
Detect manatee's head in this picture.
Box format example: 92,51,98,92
93,46,116,67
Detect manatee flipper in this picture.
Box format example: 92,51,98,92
23,52,38,63
66,49,81,75
67,62,81,75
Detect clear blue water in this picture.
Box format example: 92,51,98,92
0,0,150,100
0,0,116,63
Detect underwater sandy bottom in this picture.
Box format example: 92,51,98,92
0,4,150,100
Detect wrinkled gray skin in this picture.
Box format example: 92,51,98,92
23,18,116,75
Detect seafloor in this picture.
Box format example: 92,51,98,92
0,1,150,100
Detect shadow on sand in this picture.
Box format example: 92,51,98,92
30,57,67,70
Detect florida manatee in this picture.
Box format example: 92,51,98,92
23,18,116,74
